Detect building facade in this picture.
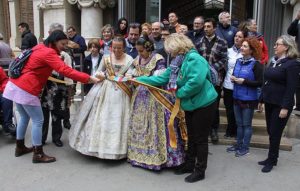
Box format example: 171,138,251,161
0,0,299,58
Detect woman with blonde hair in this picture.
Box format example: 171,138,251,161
141,22,152,36
258,35,300,172
136,33,217,182
100,24,114,55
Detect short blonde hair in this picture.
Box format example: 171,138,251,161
164,33,195,55
279,35,299,59
101,24,114,39
141,22,152,30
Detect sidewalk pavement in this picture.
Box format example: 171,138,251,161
0,130,300,191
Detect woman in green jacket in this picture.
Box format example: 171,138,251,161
136,33,217,183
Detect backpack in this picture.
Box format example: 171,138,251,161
208,64,219,86
9,49,33,78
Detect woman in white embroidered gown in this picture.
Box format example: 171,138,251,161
69,35,133,159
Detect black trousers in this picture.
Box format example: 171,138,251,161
211,86,222,131
296,86,300,109
42,84,71,142
223,88,237,136
265,103,292,162
184,101,217,172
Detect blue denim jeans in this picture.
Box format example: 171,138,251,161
15,103,44,146
234,104,254,149
0,94,14,130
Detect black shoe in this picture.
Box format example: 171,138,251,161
261,164,274,173
63,120,71,129
184,171,205,183
174,164,194,175
211,129,219,144
53,140,63,147
8,124,16,136
258,158,277,166
3,129,11,136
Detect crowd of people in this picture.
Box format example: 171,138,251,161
1,10,300,183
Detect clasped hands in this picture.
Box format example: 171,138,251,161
230,76,244,85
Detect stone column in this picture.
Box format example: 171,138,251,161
33,0,44,42
291,0,300,18
8,0,21,49
38,0,66,38
81,6,103,39
67,0,105,40
0,1,5,39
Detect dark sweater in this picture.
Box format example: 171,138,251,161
260,57,300,109
20,30,37,50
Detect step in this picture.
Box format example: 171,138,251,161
219,115,268,135
219,107,266,120
211,133,292,151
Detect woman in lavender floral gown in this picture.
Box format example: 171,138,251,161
127,35,185,170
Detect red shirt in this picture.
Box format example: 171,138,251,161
0,67,8,93
10,44,90,96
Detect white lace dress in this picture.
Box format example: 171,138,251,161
69,54,133,159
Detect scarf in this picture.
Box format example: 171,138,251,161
167,54,184,91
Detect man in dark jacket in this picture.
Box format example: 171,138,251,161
67,26,87,68
196,18,228,144
125,23,141,59
215,11,237,48
18,22,38,50
186,16,205,45
287,10,300,112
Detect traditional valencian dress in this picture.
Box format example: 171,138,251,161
127,53,185,170
69,54,133,159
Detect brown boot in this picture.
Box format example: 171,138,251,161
15,139,33,157
32,146,56,163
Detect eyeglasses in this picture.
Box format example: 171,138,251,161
194,22,203,25
274,43,284,47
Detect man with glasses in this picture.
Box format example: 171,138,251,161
125,23,141,59
187,16,205,45
155,26,171,61
216,11,237,48
67,26,87,68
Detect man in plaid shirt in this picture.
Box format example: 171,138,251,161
196,18,228,144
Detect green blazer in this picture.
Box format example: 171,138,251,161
137,49,217,111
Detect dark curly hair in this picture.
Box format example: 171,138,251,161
136,34,154,52
243,37,262,61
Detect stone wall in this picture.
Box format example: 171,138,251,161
20,0,34,33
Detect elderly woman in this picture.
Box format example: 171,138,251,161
226,37,263,157
69,35,134,160
127,34,184,170
3,30,100,163
223,30,247,138
258,35,300,173
136,33,217,183
99,24,114,55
